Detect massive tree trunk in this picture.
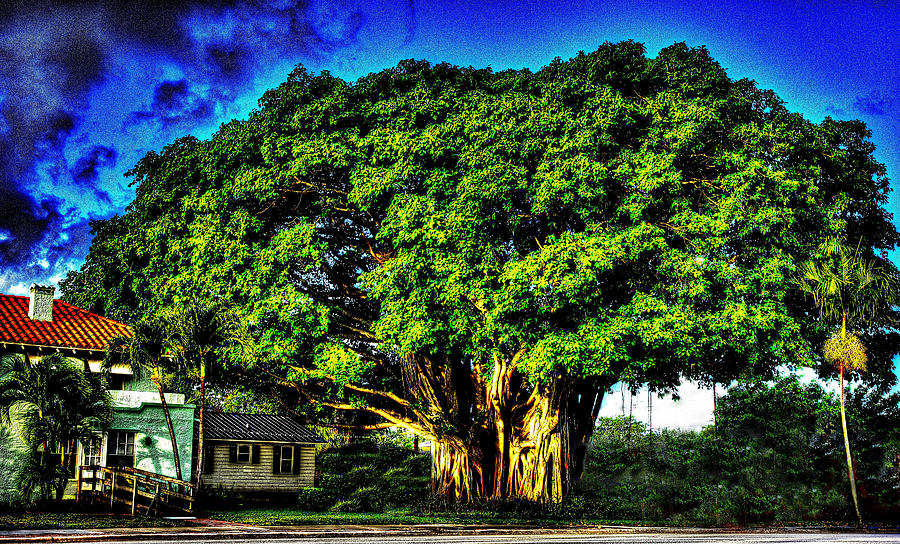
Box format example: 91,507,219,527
431,440,484,500
429,373,605,502
298,351,608,503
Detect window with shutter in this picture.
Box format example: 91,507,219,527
272,445,281,474
251,444,261,464
280,445,293,474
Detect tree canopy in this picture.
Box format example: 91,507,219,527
62,41,900,501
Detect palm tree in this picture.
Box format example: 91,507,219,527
105,318,184,481
166,297,251,487
797,238,899,526
0,353,112,500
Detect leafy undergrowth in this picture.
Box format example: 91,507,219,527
295,442,431,513
0,511,191,530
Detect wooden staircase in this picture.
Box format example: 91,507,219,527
76,465,195,515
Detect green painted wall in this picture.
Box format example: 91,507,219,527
0,397,196,503
111,399,195,481
123,375,156,392
0,425,27,504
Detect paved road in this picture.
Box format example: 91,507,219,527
5,527,900,544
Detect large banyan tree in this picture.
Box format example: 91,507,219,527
63,41,899,501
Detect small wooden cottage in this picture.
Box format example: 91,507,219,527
200,413,323,495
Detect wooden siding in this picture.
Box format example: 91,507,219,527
201,441,316,492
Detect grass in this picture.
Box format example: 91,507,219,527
0,507,623,531
3,507,893,531
200,507,667,527
0,511,192,531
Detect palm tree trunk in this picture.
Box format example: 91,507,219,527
153,367,183,481
839,365,863,526
194,362,206,489
56,447,66,501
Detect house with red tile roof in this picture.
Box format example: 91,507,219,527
2,285,324,502
0,285,196,501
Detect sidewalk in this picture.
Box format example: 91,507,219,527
2,521,890,543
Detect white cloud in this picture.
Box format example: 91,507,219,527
596,366,867,432
598,381,716,431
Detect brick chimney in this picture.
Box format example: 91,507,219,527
28,284,55,322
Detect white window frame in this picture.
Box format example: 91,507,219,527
82,434,103,467
111,431,135,456
280,445,293,474
236,444,251,463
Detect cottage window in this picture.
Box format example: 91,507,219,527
107,431,135,467
112,432,135,455
280,445,293,473
236,444,251,463
82,434,102,467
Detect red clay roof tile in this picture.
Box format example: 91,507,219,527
0,294,131,351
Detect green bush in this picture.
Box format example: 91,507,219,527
579,376,900,525
299,440,430,512
296,487,335,510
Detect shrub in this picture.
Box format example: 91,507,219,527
581,376,900,524
299,440,430,512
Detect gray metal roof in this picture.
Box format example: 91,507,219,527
203,413,324,443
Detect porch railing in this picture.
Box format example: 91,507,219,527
76,465,195,515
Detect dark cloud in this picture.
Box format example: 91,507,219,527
0,0,416,293
206,43,249,79
121,1,355,132
46,28,108,99
127,80,218,129
44,217,97,273
852,91,894,117
0,8,109,288
0,16,105,170
0,183,64,271
70,145,117,206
